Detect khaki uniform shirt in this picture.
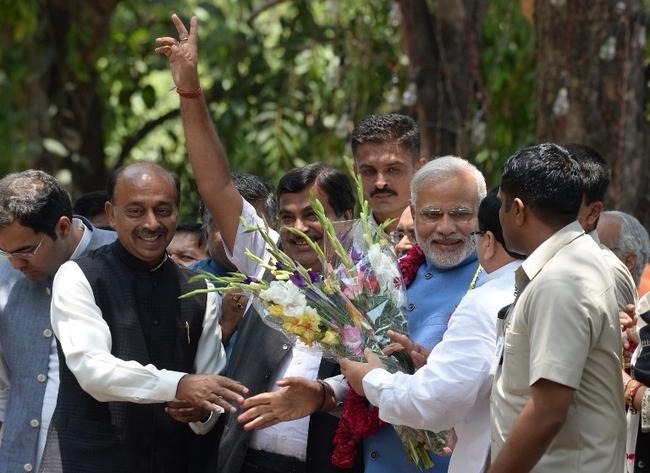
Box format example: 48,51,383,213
491,221,625,472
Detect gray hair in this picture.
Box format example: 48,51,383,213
604,210,650,285
0,170,72,239
410,156,487,206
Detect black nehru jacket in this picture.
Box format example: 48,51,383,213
41,241,212,473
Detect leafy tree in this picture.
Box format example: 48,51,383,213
0,0,647,226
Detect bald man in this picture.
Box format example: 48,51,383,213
42,163,247,473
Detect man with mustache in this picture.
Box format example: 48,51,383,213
41,162,248,473
351,113,425,233
340,188,524,473
237,157,486,473
350,156,486,473
0,170,116,473
157,14,360,473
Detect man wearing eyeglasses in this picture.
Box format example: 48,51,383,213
0,170,116,473
231,156,488,473
389,206,416,258
341,188,524,473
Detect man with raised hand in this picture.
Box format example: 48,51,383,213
157,14,360,473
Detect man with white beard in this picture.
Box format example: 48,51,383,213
236,156,486,473
346,156,487,473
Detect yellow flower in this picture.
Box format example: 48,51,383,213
283,316,305,336
299,313,321,332
268,304,285,318
320,329,340,346
294,313,321,346
271,269,292,280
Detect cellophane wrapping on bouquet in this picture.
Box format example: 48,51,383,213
184,179,449,470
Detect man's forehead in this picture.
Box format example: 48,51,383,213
114,166,176,196
0,220,37,241
355,142,413,160
113,181,177,206
278,186,333,215
278,200,316,215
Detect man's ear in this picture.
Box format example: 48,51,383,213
483,231,497,260
585,201,604,229
624,253,638,277
513,198,525,225
105,201,117,230
415,157,427,170
56,216,72,238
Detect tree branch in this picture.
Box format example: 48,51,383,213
248,0,294,25
115,108,180,168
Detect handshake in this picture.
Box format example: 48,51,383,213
166,374,249,423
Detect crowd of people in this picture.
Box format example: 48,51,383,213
0,11,649,473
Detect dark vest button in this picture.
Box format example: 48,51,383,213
152,320,160,326
408,303,415,311
639,460,646,469
370,451,378,459
424,272,432,279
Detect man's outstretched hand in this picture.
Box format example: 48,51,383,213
175,374,248,413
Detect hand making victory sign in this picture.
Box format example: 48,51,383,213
154,13,201,95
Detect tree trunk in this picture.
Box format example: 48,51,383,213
535,0,649,227
27,0,119,194
398,0,487,159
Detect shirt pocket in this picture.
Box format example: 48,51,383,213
501,330,530,395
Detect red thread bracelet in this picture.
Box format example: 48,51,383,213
176,87,202,98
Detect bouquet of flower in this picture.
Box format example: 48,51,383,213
185,175,448,470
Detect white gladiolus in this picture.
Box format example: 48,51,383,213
259,280,308,317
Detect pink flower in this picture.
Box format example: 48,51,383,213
342,282,362,300
341,325,363,356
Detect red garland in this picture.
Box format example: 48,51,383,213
399,244,425,288
331,388,385,468
331,245,426,468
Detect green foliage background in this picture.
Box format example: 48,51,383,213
0,0,592,220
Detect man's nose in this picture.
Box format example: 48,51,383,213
142,209,160,227
292,217,310,232
435,214,456,235
374,172,388,189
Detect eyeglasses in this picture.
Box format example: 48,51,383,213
0,235,46,260
417,207,474,224
469,230,487,245
389,229,417,246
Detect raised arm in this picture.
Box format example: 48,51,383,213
155,14,242,254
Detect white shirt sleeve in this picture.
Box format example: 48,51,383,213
0,339,9,422
51,261,187,403
224,199,278,278
193,287,226,376
188,287,226,435
362,289,497,432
